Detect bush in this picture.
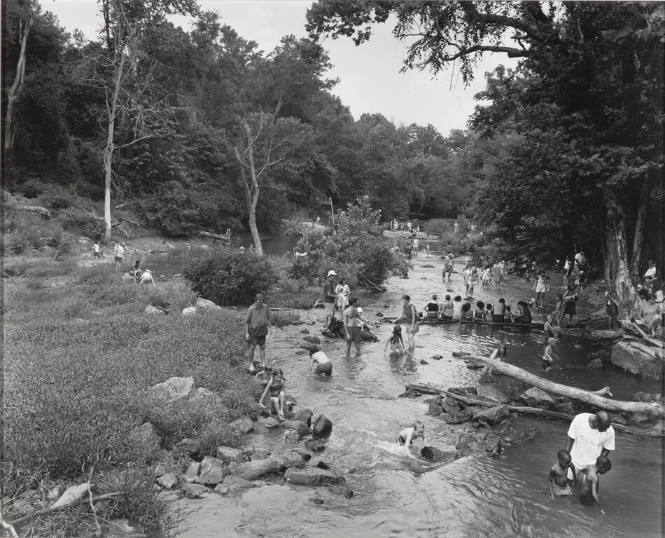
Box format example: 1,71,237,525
62,211,106,239
21,181,42,199
183,248,279,306
4,233,27,255
50,196,71,210
135,182,201,238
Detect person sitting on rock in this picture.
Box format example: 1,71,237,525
513,300,533,324
309,346,332,377
259,368,286,420
452,295,463,321
460,302,474,323
484,303,494,322
424,294,439,319
549,448,577,497
440,295,454,320
474,300,485,321
396,421,426,448
385,324,405,354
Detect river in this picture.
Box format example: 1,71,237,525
162,242,662,538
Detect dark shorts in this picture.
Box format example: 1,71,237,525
315,362,332,376
564,302,576,315
93,252,101,258
346,326,361,342
114,256,123,262
493,314,505,322
440,314,452,321
248,330,266,346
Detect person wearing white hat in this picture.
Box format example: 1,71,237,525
323,270,338,325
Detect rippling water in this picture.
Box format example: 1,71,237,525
166,251,662,538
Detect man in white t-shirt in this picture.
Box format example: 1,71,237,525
566,411,615,477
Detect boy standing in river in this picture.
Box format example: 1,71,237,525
245,293,270,373
549,449,577,497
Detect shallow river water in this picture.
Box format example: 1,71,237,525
168,251,662,538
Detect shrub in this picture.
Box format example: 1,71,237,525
63,211,105,239
4,233,27,255
183,248,279,306
21,181,42,199
135,182,201,238
50,196,71,210
279,277,309,293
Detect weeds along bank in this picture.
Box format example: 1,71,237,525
3,263,260,535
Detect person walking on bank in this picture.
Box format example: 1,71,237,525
323,270,338,325
113,241,125,271
245,293,270,373
343,297,371,358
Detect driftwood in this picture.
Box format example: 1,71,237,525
404,383,663,437
4,204,51,218
232,451,305,481
7,492,121,526
622,320,663,348
117,215,140,226
199,230,231,242
467,350,663,417
361,277,386,292
587,329,623,340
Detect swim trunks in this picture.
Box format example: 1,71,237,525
315,362,332,376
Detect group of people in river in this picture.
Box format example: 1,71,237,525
92,239,155,284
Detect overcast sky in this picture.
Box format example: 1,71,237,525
46,0,517,135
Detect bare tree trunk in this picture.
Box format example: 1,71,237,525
602,187,635,312
236,120,264,256
4,15,34,156
630,180,650,278
103,51,126,239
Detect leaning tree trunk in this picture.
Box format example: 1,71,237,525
4,15,33,156
630,179,650,279
239,121,264,256
602,187,636,313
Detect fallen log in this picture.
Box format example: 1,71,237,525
231,451,305,481
623,320,663,348
7,492,121,526
587,329,623,340
199,230,231,241
4,204,51,218
403,383,443,395
466,350,663,417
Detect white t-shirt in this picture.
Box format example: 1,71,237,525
452,301,463,320
311,351,329,364
567,413,615,469
644,267,657,279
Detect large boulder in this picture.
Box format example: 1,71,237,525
128,423,160,453
455,433,479,452
183,462,200,483
426,396,444,416
283,467,346,487
182,306,197,316
216,446,246,463
196,456,226,485
305,439,327,452
420,445,458,462
519,387,555,408
611,341,662,379
229,416,254,435
175,438,201,456
587,358,604,370
472,405,510,426
156,473,177,490
312,415,333,439
196,298,221,311
144,305,163,315
282,420,310,437
182,483,209,499
149,377,195,404
441,410,472,424
477,383,511,404
213,476,256,497
232,451,306,480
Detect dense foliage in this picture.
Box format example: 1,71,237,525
183,248,278,305
288,197,410,285
3,0,471,239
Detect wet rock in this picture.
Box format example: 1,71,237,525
232,451,306,480
477,383,511,404
455,433,478,452
420,359,429,365
442,396,465,414
229,416,254,435
183,462,200,483
195,298,221,311
611,340,663,379
431,354,443,360
295,409,314,426
128,423,160,453
630,412,653,425
216,446,245,463
427,396,443,417
472,405,510,426
175,438,200,456
284,467,346,487
156,473,177,489
325,484,354,498
310,458,330,470
182,306,197,316
282,420,310,437
51,483,89,509
448,386,478,397
519,388,555,408
464,358,486,370
144,305,163,315
213,476,256,497
283,429,301,446
441,410,472,424
263,417,281,429
302,335,321,345
182,483,209,499
305,439,327,452
420,446,458,462
312,415,333,439
149,376,194,404
300,329,310,335
587,358,604,370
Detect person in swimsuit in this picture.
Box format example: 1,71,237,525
424,294,439,319
344,297,370,357
309,346,332,376
549,449,577,497
441,295,454,320
513,300,533,324
579,456,612,515
385,324,405,353
484,303,494,322
396,421,425,448
401,295,419,349
494,298,506,322
259,368,286,420
473,300,485,321
452,295,463,321
460,302,474,324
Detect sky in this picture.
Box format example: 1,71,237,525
45,0,518,135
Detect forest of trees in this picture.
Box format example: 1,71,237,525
3,1,663,303
2,0,473,246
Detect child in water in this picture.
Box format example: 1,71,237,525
549,449,577,497
542,337,558,371
580,455,612,515
385,324,405,354
396,421,425,447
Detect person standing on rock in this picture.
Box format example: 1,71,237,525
566,411,615,481
245,293,270,373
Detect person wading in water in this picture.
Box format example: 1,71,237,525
401,295,418,350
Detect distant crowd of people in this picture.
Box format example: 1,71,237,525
91,239,155,285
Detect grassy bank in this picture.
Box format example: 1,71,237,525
3,260,260,535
